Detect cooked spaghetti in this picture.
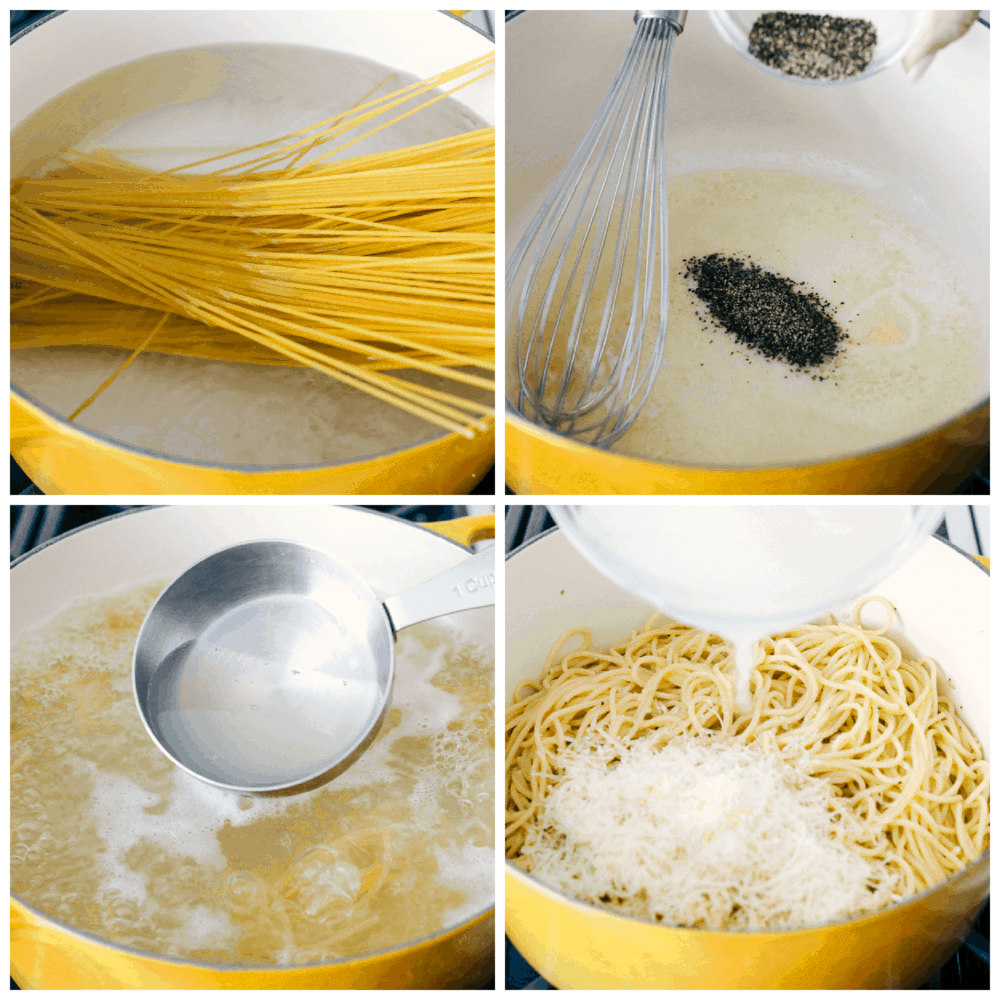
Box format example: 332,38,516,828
505,598,989,930
11,55,494,439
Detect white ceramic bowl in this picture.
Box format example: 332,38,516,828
707,10,932,85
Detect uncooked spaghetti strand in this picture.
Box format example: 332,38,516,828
208,328,486,437
13,58,495,433
67,311,171,421
256,67,495,176
293,69,496,175
169,54,494,176
16,209,494,386
284,71,401,170
172,306,491,434
9,285,74,311
16,130,494,215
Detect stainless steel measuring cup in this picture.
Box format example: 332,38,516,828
133,539,494,792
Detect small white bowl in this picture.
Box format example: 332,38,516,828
707,9,933,85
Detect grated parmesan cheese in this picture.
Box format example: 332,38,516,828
518,738,900,930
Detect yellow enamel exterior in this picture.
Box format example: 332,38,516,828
12,393,494,495
504,404,988,495
11,899,492,990
417,512,495,548
10,513,495,990
506,858,987,990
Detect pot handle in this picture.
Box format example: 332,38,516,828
383,546,495,634
419,513,495,548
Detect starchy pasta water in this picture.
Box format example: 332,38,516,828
12,581,493,965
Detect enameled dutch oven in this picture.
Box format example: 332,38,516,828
11,10,494,496
505,525,988,988
11,506,495,989
505,10,987,495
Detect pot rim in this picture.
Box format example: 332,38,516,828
10,503,480,570
504,527,989,938
11,505,495,971
504,396,988,474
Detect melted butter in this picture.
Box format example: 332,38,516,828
621,170,986,465
509,170,986,466
11,581,493,965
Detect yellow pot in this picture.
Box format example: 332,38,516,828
11,399,495,496
11,507,495,989
504,525,989,988
10,901,492,991
505,11,988,495
11,10,494,496
505,404,987,495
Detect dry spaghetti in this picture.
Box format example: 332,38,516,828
505,598,989,929
11,55,494,438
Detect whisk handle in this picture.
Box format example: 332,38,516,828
634,10,687,34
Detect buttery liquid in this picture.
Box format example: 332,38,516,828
509,170,986,466
11,44,491,466
11,581,493,965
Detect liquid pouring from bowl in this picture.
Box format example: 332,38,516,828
548,505,944,713
133,539,495,792
508,11,685,447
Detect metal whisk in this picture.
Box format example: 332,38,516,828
508,11,685,447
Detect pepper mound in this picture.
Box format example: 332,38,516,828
748,12,877,81
683,253,847,372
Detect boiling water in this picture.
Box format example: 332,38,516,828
554,505,932,712
11,581,493,965
11,44,490,465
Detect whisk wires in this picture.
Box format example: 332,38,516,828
509,15,676,446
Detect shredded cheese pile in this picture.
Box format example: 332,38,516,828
519,737,899,930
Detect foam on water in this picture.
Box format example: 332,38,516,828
11,581,494,965
435,843,495,926
172,905,238,953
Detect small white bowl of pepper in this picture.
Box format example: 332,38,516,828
708,10,933,84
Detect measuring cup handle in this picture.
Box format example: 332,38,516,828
383,547,495,634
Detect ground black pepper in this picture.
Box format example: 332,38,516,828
682,253,847,373
748,12,877,81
